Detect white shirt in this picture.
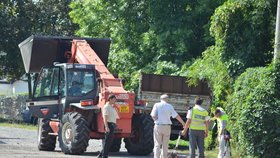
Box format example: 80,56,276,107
186,104,210,121
102,102,118,124
150,100,178,125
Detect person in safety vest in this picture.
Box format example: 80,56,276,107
182,97,210,158
214,107,231,158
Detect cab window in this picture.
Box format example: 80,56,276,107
67,70,95,97
34,68,60,98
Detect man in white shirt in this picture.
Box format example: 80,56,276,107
150,94,185,158
182,97,210,158
98,94,119,158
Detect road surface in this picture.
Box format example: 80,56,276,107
0,126,187,158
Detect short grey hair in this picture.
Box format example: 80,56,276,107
160,94,168,100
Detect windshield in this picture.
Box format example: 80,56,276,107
67,70,95,97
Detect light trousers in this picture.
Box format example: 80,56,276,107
218,135,231,158
153,124,171,158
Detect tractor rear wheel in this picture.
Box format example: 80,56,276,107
109,138,122,152
124,114,154,155
37,118,57,151
58,112,90,155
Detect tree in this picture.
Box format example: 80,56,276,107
0,1,31,80
188,0,277,105
0,0,77,81
69,0,225,89
187,0,280,156
210,0,276,77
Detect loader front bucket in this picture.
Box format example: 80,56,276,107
18,35,111,73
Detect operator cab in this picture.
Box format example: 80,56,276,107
27,63,98,119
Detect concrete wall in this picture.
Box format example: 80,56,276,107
12,80,28,94
0,83,12,95
0,80,28,96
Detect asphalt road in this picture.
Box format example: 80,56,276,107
0,126,187,158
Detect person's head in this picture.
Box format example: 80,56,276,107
160,94,168,101
195,97,203,105
108,94,117,104
214,109,222,118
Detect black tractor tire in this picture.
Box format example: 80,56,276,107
58,112,90,155
37,118,57,151
109,138,122,152
124,114,154,155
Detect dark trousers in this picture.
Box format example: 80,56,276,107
189,129,205,158
100,122,116,158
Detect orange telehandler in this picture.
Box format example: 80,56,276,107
18,35,154,155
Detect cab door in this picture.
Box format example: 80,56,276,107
27,67,64,119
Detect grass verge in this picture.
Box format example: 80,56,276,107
0,117,37,130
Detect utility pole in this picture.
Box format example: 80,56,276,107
274,0,280,63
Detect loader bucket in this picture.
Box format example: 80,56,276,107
18,35,111,73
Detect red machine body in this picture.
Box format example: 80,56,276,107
54,40,135,138
19,36,154,155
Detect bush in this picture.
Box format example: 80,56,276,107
187,46,233,108
227,64,280,157
205,129,217,150
0,95,28,121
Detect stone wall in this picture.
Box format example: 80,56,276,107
0,95,28,120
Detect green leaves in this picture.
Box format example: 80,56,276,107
228,64,280,157
210,0,275,77
187,46,232,108
0,0,77,81
187,1,280,155
69,0,224,89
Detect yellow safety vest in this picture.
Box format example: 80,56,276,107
190,107,208,130
217,113,229,131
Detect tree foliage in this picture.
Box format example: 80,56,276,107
0,0,77,81
187,46,232,107
210,0,276,77
69,0,225,90
228,64,280,157
1,0,279,156
188,0,277,107
187,0,280,156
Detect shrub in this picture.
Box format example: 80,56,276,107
227,64,280,157
187,46,233,108
205,127,218,150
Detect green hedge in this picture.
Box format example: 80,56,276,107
227,64,280,157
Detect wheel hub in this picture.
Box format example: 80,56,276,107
65,128,73,140
63,123,73,144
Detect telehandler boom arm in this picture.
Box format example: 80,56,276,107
69,39,132,99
